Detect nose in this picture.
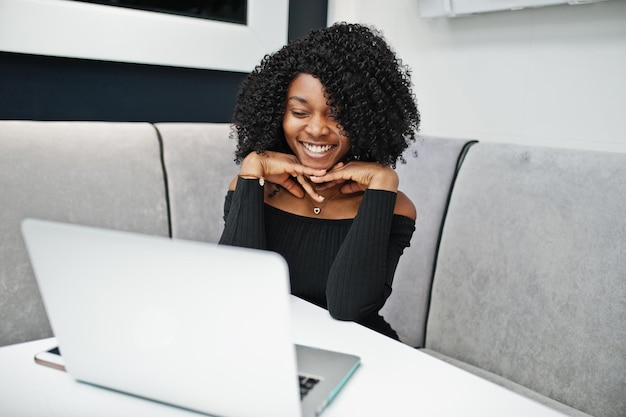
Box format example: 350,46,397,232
305,114,330,137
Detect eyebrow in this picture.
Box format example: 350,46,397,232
287,96,308,104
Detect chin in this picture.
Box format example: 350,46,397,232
303,160,336,171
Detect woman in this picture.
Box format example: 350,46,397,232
219,22,420,339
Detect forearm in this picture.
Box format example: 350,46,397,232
325,189,397,320
218,177,267,249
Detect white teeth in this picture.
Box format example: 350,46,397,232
302,143,333,153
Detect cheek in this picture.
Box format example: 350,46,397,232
339,137,351,152
334,140,352,162
282,117,299,139
282,119,300,153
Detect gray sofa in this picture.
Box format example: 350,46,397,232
1,121,624,417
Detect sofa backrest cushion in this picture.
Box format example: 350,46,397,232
156,123,238,243
0,121,170,347
380,136,475,347
425,142,626,417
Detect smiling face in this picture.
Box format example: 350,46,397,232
282,73,350,170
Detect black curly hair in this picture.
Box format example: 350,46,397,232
231,22,420,167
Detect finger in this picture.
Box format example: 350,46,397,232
340,181,366,195
308,163,344,183
310,179,341,192
284,162,326,177
311,178,349,192
278,177,305,198
308,170,347,184
258,152,325,179
296,174,324,202
329,161,344,172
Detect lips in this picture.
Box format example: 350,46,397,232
301,142,335,154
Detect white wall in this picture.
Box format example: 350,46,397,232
328,0,626,153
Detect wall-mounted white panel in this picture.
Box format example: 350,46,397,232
0,0,289,72
419,0,610,18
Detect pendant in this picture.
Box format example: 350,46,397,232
313,207,321,215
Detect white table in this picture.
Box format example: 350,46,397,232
0,296,566,417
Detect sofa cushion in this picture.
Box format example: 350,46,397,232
0,121,170,347
156,123,238,243
425,142,626,417
380,136,476,347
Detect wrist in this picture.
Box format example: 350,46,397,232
239,153,264,178
237,173,265,187
367,167,399,192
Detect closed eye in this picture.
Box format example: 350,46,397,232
291,110,308,118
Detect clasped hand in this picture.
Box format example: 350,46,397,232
240,151,398,203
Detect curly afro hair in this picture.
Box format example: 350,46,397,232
231,22,420,167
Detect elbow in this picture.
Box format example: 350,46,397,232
326,288,390,322
327,300,381,322
328,307,360,322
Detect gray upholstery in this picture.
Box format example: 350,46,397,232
421,349,593,417
380,136,475,347
156,123,238,243
425,142,626,417
0,121,170,347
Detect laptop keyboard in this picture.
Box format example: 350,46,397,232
299,375,320,399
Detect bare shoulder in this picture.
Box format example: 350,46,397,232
394,191,416,221
228,176,238,191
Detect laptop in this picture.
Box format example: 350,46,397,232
21,218,360,417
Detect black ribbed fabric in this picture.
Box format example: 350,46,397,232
219,177,266,249
219,177,415,339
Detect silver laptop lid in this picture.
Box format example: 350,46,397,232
22,218,302,417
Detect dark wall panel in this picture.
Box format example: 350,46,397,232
0,51,245,123
288,0,328,41
0,0,327,123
